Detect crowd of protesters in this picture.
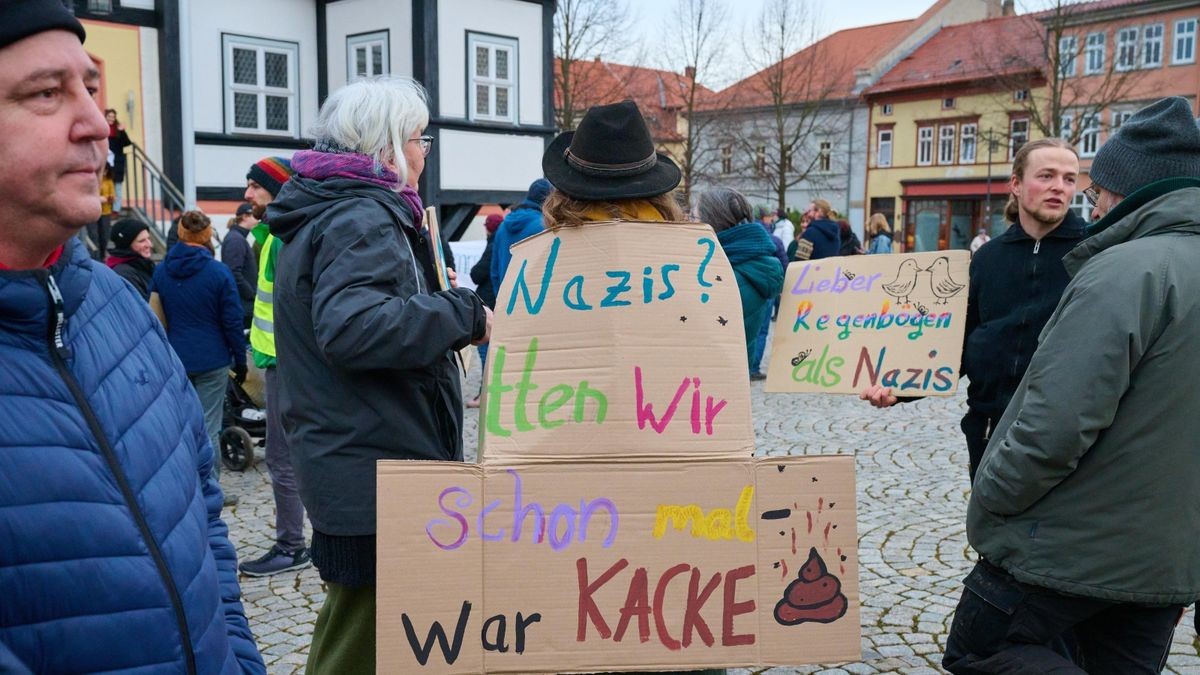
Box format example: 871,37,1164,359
3,3,1200,673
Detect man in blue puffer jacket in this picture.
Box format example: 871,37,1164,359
0,4,264,673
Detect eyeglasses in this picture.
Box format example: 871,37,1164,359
1082,183,1099,207
409,135,434,157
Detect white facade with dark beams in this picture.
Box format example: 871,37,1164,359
185,0,556,239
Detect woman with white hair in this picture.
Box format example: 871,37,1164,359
266,76,492,672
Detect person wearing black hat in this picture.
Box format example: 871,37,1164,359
944,96,1200,673
0,3,265,673
540,101,725,675
222,201,258,327
105,217,155,299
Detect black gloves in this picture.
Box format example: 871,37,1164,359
232,364,248,385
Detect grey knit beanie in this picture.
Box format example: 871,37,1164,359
1089,96,1200,196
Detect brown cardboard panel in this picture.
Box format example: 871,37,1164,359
377,462,485,674
765,251,970,395
481,221,755,461
376,456,859,673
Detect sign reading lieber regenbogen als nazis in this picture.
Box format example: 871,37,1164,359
377,221,861,673
765,251,970,395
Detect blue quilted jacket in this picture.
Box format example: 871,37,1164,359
0,239,265,674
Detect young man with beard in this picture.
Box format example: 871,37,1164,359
862,138,1086,483
944,96,1200,674
0,2,263,670
238,156,313,577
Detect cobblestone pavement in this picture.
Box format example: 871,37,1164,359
221,337,1200,674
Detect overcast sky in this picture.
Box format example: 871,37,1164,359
628,0,971,89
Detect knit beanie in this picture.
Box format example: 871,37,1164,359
484,213,503,234
247,156,295,197
109,218,148,250
177,210,213,247
526,178,552,206
0,0,85,51
1089,97,1200,196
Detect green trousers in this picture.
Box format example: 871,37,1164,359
307,582,375,674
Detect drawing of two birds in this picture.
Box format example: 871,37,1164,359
882,257,963,306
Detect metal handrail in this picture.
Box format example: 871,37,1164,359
124,142,186,254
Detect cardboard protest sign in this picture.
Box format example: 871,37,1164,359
481,222,755,461
378,221,861,673
765,251,970,395
377,456,858,673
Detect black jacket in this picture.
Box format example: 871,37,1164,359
962,212,1087,416
221,224,257,319
469,233,496,308
268,177,486,547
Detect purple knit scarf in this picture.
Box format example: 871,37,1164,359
292,149,423,224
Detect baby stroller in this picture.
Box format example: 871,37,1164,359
220,377,265,471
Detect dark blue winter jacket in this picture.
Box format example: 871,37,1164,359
151,243,247,374
801,218,841,260
490,202,546,294
0,238,264,673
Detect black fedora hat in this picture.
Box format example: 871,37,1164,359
543,100,681,201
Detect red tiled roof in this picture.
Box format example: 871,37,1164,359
863,14,1044,96
554,58,716,141
710,18,916,108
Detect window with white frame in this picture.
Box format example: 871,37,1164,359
1014,89,1030,101
347,31,388,82
1085,32,1106,74
937,125,956,165
876,129,893,168
223,35,298,136
1116,27,1138,71
1009,118,1029,159
1112,109,1133,129
817,140,832,172
469,32,517,123
917,126,933,166
1175,19,1196,64
882,103,893,115
1060,113,1073,140
1070,191,1090,222
1142,24,1164,67
755,144,766,173
1058,36,1077,77
720,144,732,174
960,124,977,163
1079,113,1100,156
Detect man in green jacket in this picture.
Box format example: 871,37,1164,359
944,97,1200,673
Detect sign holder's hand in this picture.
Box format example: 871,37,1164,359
859,385,898,408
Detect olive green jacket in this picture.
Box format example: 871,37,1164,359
968,180,1200,605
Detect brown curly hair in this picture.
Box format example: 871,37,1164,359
542,190,685,229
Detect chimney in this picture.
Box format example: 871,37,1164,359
685,66,696,81
1002,0,1015,16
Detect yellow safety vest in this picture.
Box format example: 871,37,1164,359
250,233,279,361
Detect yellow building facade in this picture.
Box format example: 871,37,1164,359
864,89,1048,252
81,20,148,150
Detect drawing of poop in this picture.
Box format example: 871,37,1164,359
773,547,848,626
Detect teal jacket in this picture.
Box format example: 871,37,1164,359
716,222,784,350
968,179,1200,605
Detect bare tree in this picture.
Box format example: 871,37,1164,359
977,0,1142,146
553,0,638,130
727,0,852,210
659,0,729,209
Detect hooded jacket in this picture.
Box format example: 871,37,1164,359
267,175,486,547
961,211,1086,416
800,217,841,259
490,202,546,293
150,243,246,374
717,222,785,350
0,238,264,673
221,223,257,319
969,180,1200,605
